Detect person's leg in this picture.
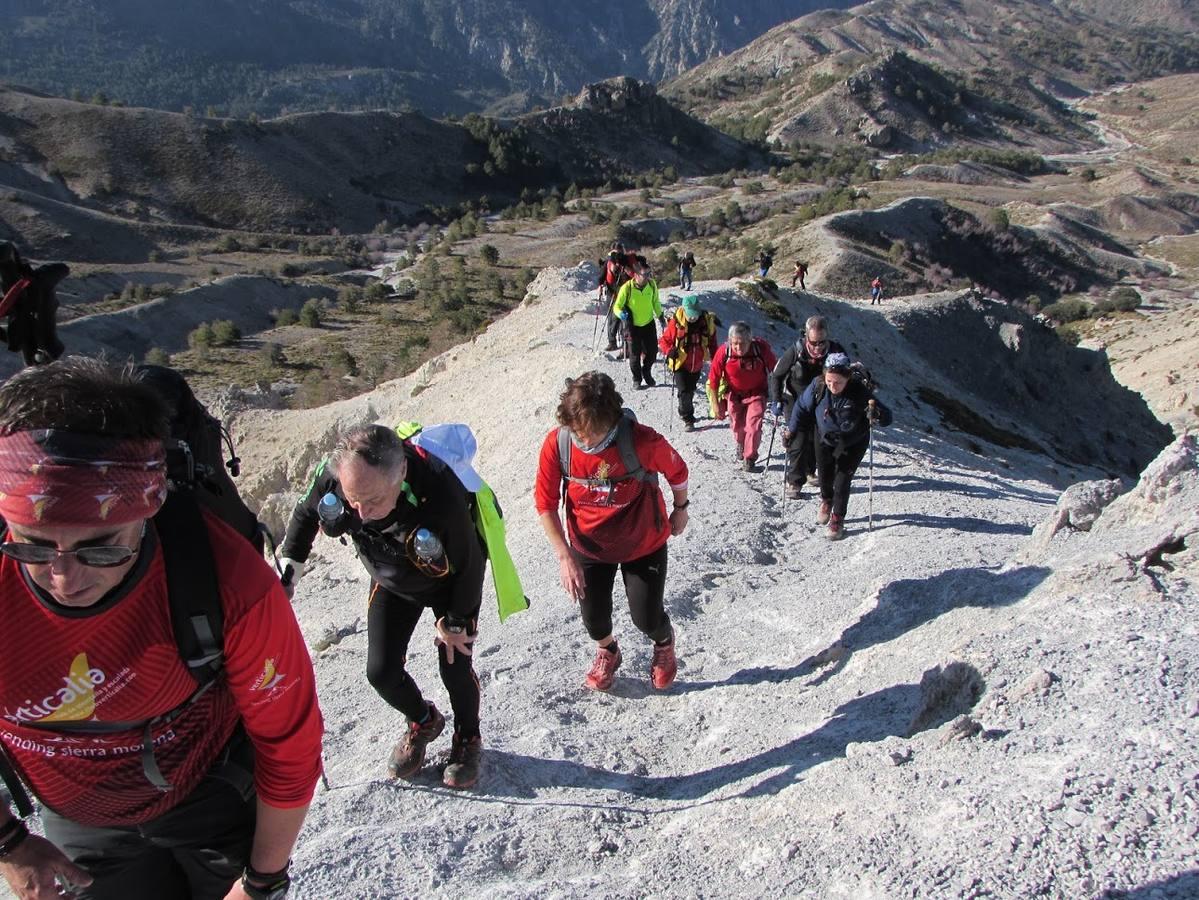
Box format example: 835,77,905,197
620,543,671,644
832,440,869,519
636,323,657,383
574,550,618,644
677,370,699,423
41,813,188,900
727,396,748,457
365,583,428,721
605,292,620,349
744,394,766,461
434,613,481,738
816,438,836,521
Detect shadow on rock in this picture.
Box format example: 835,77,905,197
481,679,925,806
1098,871,1199,899
865,512,1033,536
685,565,1049,692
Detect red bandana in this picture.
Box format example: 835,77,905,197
0,430,167,527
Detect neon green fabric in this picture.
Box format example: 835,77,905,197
472,481,530,623
393,421,529,622
612,278,661,327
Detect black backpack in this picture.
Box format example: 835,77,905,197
0,368,269,811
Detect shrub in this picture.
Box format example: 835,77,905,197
987,208,1010,232
259,342,286,367
210,320,241,346
1079,167,1098,182
1103,286,1141,312
188,322,214,349
298,299,323,328
478,244,500,266
1042,298,1090,323
144,347,170,366
1055,323,1082,346
274,308,299,327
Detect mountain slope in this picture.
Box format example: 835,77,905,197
664,0,1199,148
0,0,863,117
0,79,765,253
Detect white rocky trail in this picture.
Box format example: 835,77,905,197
218,268,1197,899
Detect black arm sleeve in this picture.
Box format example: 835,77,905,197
280,463,337,563
769,346,796,404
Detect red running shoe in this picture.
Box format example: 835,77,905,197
584,645,622,691
651,636,678,690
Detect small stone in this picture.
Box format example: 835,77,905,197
1185,698,1199,718
1013,669,1057,701
1063,808,1087,828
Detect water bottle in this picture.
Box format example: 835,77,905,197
412,527,448,576
317,492,349,537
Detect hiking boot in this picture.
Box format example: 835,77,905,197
816,499,832,525
442,733,483,789
604,343,618,351
634,382,647,391
651,635,678,690
643,372,656,387
786,483,804,500
683,420,695,432
826,514,845,541
387,703,445,779
584,645,622,692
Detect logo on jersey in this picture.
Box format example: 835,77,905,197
4,653,105,725
252,658,285,692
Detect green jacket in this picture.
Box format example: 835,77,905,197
613,278,662,327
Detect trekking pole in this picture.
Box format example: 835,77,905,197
868,399,876,531
762,415,777,476
592,288,603,351
669,373,675,432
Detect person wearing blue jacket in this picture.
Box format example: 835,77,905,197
784,352,891,540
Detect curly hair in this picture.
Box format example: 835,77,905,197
556,371,623,435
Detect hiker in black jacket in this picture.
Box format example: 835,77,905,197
785,353,891,541
769,315,845,499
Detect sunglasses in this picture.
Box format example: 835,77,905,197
0,524,145,568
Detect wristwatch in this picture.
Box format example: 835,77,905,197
443,614,467,635
242,863,291,900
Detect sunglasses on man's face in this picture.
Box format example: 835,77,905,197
0,524,145,568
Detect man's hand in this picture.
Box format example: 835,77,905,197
277,559,304,600
0,833,93,899
769,401,783,417
668,506,689,537
434,617,475,665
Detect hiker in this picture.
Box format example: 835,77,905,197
659,294,718,431
870,277,883,305
535,372,689,692
784,352,892,540
790,260,808,290
678,251,696,291
0,241,67,367
755,250,773,279
612,259,665,391
597,242,636,354
280,424,487,789
0,357,322,900
769,315,846,499
708,321,777,470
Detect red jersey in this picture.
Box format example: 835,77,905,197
708,338,777,398
0,512,323,826
534,422,688,563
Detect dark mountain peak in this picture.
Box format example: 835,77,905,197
574,77,659,114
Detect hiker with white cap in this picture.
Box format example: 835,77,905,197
658,294,718,432
280,424,487,789
784,353,892,540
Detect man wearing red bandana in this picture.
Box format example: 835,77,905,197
0,358,323,900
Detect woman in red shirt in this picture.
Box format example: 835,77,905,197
535,372,689,692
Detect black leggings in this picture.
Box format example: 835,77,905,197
628,322,658,383
366,585,481,737
41,729,256,900
674,368,701,423
816,436,869,518
573,542,672,643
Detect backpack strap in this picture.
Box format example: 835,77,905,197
158,493,224,689
614,416,658,488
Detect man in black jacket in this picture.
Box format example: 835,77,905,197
280,425,486,789
768,315,845,499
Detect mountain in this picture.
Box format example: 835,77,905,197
0,0,863,117
664,0,1199,149
0,78,766,256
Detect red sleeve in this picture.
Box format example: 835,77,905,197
223,569,324,808
533,428,563,515
634,425,689,491
658,318,677,355
708,344,727,391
